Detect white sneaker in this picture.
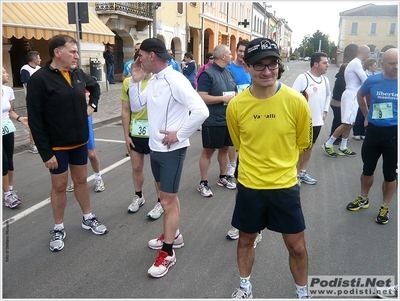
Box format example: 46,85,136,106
28,145,38,154
147,250,176,278
353,135,362,140
217,176,236,189
197,182,213,197
148,233,184,250
147,202,164,220
94,178,105,192
4,193,22,208
254,232,262,248
66,183,74,192
226,163,236,177
226,227,239,240
128,195,145,213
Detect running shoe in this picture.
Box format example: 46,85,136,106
353,135,362,141
295,293,312,299
4,193,22,208
147,250,176,278
66,183,74,192
49,229,66,252
127,195,145,213
94,178,105,192
147,202,164,220
197,182,213,197
148,233,184,250
338,147,356,157
28,145,38,154
227,163,236,177
346,195,369,211
375,205,389,225
10,190,21,201
81,216,107,234
377,284,398,298
321,143,337,158
227,227,239,240
217,176,236,190
231,287,253,299
299,173,317,185
254,232,262,248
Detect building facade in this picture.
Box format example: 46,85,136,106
337,3,398,64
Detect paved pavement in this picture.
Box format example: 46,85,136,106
13,81,124,152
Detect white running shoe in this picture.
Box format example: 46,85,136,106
148,233,184,250
128,195,145,213
94,178,105,192
147,250,176,278
147,202,164,220
226,163,236,177
197,182,213,197
226,227,239,240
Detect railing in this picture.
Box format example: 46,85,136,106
95,2,153,19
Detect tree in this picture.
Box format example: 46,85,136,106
299,30,337,58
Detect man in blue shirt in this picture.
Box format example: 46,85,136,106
346,48,398,225
167,49,181,72
122,42,141,80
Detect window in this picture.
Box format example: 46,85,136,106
351,22,358,34
389,23,396,35
177,2,183,14
370,23,377,34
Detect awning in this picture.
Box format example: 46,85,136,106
2,2,115,44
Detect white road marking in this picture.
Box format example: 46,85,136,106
2,157,131,228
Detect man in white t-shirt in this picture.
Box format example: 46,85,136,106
292,52,330,185
20,50,41,154
322,45,370,157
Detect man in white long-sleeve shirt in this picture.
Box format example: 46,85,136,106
128,38,209,278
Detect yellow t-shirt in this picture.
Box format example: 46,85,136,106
121,76,150,137
226,84,312,189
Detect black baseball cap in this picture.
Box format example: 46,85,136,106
140,38,172,61
244,38,281,65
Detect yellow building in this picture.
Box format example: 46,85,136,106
2,2,114,89
201,2,252,64
337,3,398,64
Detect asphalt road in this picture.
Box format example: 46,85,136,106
3,61,397,299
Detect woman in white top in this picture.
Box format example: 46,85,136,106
2,67,29,208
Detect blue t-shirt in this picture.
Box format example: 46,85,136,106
168,59,181,72
226,61,251,86
123,59,135,76
360,73,397,127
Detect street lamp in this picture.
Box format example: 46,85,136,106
263,3,272,38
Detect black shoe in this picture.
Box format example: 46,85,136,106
346,195,369,211
375,205,389,224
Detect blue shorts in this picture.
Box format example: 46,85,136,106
87,116,95,150
50,144,88,174
232,183,306,234
150,148,187,193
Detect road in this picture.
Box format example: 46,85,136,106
3,61,397,299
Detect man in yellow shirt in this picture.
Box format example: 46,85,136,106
226,38,312,299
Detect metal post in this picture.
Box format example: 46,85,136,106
153,4,157,38
74,2,82,68
263,3,272,38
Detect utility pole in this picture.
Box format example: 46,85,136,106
263,3,272,38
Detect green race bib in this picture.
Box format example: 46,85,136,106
131,119,149,138
2,119,16,136
372,102,393,119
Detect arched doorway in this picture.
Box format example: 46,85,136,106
203,28,214,63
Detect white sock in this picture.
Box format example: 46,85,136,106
4,191,12,197
230,161,236,167
9,185,13,191
54,223,64,231
296,284,308,297
326,136,337,147
83,213,95,220
94,172,101,179
340,138,348,150
240,276,251,291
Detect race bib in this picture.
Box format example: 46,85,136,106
371,102,393,119
237,84,250,94
223,91,236,106
2,119,16,136
131,119,149,138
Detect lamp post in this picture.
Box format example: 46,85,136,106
263,3,272,38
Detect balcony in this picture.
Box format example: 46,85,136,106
95,2,153,21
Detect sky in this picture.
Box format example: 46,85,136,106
266,1,399,49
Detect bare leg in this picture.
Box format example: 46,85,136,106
88,149,100,174
282,231,308,286
383,180,397,204
160,190,180,244
70,164,91,215
237,231,258,277
199,148,215,180
130,151,145,191
217,146,229,175
50,171,69,224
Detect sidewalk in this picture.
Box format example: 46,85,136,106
13,81,124,152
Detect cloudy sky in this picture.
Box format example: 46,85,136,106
266,1,398,48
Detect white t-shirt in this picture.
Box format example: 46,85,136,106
292,72,330,126
344,57,367,91
2,85,15,121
